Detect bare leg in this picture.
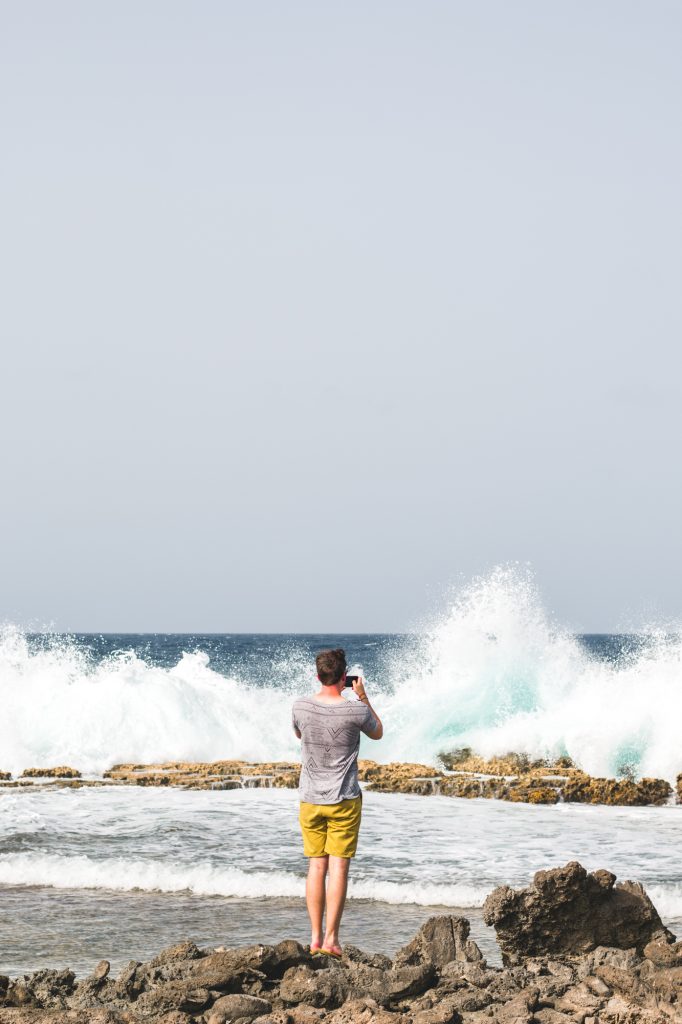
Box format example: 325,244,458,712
306,856,328,949
323,855,350,951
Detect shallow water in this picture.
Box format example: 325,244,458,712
1,787,680,977
0,887,494,978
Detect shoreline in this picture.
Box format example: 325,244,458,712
2,752,681,807
0,862,680,1022
0,887,497,980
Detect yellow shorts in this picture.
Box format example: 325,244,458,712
299,796,362,859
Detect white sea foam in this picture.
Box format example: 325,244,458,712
0,850,680,919
2,567,682,780
0,629,301,776
645,886,682,922
380,567,682,782
0,852,485,908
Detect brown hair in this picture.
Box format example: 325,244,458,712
315,648,347,686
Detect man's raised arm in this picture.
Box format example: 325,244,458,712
353,678,383,740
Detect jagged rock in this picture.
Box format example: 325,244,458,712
643,937,682,966
67,960,111,1008
4,970,76,1011
101,760,301,791
133,981,212,1015
342,946,392,970
412,999,460,1024
0,1012,132,1022
204,992,272,1021
111,959,143,1000
439,961,494,988
561,774,672,807
325,998,406,1023
483,861,674,962
20,767,81,779
436,751,673,807
533,1010,574,1024
13,754,674,806
394,916,483,969
378,963,436,1001
433,985,491,1013
584,974,612,996
581,945,641,974
5,902,682,1022
286,1008,328,1024
639,963,682,1003
357,761,442,796
485,968,528,1003
490,986,539,1023
149,942,201,968
553,981,606,1015
280,965,350,1008
89,961,111,984
174,943,290,989
280,961,434,1010
269,940,314,975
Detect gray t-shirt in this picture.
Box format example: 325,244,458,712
292,695,379,805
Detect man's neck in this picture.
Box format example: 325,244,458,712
314,683,345,702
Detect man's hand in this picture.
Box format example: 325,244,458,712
352,677,368,701
352,677,383,740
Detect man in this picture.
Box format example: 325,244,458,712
292,647,383,958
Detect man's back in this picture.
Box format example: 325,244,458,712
292,695,378,805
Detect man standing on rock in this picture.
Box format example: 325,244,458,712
292,648,383,958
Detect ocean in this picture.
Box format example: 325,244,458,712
2,569,681,976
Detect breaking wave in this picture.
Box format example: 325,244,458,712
2,567,682,781
0,852,486,908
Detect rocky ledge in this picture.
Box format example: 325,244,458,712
1,862,681,1023
1,755,680,807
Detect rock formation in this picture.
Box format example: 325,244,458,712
1,755,676,807
483,861,674,962
20,767,82,779
1,863,681,1022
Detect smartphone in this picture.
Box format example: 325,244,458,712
344,675,359,688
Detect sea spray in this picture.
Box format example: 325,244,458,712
2,568,682,781
0,627,302,775
380,567,682,781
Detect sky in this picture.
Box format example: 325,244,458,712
1,1,680,633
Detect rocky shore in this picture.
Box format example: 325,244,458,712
1,753,680,807
1,862,681,1023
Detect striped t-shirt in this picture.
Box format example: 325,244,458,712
292,695,379,805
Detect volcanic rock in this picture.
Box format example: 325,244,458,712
394,916,483,969
205,992,272,1021
483,861,674,962
2,879,682,1022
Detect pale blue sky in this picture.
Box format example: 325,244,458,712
1,1,680,632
